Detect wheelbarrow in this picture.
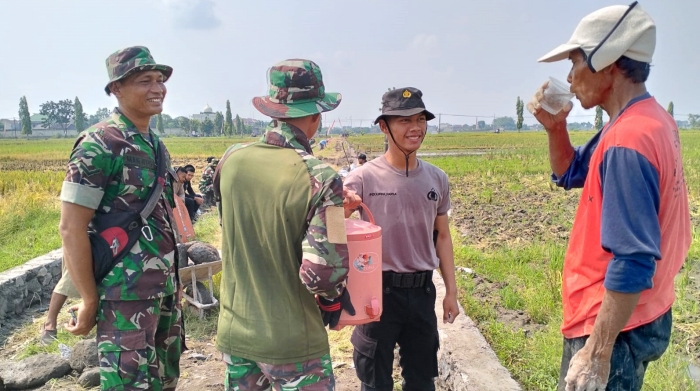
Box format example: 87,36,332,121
179,260,222,319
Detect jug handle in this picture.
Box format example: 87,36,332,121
357,202,376,225
365,297,380,319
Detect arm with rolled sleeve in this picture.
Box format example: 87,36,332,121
564,146,662,387
596,146,661,350
60,131,118,334
552,131,602,190
299,175,350,300
600,146,661,293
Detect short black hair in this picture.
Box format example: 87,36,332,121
614,56,650,83
578,49,650,83
358,153,367,160
176,166,187,173
184,164,195,173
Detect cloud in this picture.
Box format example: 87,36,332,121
160,0,221,30
410,34,438,52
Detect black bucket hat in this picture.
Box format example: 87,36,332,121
374,87,435,124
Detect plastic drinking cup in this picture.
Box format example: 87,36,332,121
541,77,574,115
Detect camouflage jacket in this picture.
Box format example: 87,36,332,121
61,108,177,301
215,120,349,362
198,163,216,193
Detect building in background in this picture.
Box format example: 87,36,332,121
191,103,217,123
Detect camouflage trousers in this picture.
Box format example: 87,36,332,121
223,353,335,391
97,295,182,391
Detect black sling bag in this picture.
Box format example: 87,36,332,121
89,140,167,282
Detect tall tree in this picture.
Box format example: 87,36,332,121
177,117,191,134
157,114,165,135
689,114,700,129
191,119,201,134
19,96,32,135
40,99,74,136
214,111,224,135
74,97,87,132
161,114,174,129
594,106,604,130
201,117,215,136
235,114,243,135
493,116,516,130
667,101,674,118
225,100,233,136
516,96,524,132
88,107,110,126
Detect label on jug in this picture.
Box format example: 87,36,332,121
353,253,379,273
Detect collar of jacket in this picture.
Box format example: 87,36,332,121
109,107,156,142
262,120,313,154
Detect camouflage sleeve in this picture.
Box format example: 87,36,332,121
299,167,349,300
60,129,119,209
199,167,213,193
343,169,363,213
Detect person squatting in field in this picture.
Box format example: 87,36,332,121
528,2,691,390
343,87,460,391
182,164,204,221
199,156,218,208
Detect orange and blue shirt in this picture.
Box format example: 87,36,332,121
554,94,691,338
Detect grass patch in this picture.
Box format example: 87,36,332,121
0,170,64,272
4,132,700,390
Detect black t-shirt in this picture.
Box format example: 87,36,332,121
184,180,197,198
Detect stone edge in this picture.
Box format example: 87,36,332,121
0,249,63,320
433,272,522,391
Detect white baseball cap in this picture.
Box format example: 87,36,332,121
538,1,656,72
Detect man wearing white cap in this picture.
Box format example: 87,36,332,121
527,2,691,391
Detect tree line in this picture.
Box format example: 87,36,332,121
9,96,700,136
12,97,266,137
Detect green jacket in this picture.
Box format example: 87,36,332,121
216,120,349,364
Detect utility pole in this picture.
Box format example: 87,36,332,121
437,113,441,134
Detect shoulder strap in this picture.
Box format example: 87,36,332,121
139,139,167,221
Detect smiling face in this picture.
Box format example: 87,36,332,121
380,113,428,152
567,50,614,110
111,70,167,118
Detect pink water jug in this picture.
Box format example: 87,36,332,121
332,203,383,330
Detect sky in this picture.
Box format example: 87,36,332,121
1,0,698,126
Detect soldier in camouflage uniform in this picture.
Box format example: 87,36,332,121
61,46,182,390
198,156,218,208
215,59,361,391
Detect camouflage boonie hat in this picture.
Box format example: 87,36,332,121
374,87,435,124
104,46,173,95
252,59,341,119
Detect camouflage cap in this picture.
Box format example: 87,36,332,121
374,87,435,124
252,59,341,119
104,46,173,95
